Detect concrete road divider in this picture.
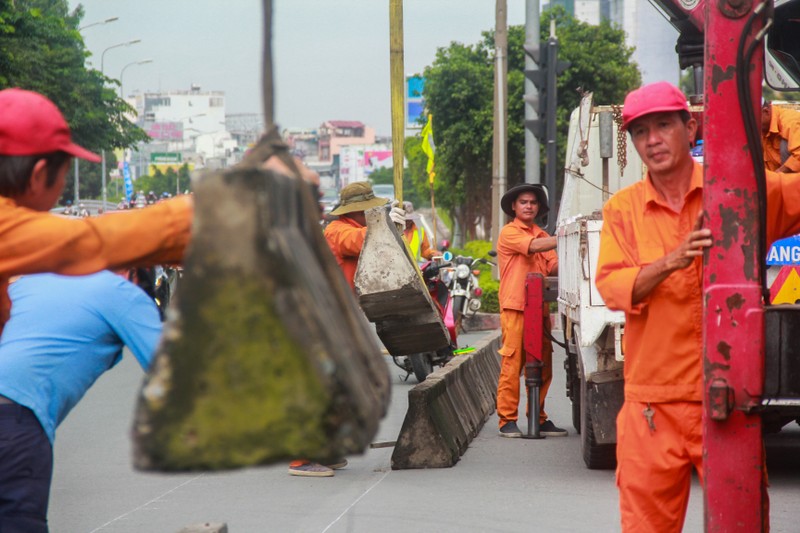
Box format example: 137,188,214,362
391,331,501,469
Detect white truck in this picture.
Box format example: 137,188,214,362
555,93,645,469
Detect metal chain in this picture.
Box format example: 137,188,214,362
611,105,628,175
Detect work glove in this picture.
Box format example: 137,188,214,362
389,200,406,226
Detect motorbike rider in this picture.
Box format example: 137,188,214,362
402,201,441,262
495,183,565,438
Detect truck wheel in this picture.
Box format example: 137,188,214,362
409,353,434,382
580,373,617,470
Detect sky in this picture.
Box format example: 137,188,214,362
70,1,529,136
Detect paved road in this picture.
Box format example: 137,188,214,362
50,330,800,532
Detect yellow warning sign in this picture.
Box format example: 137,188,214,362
772,267,800,304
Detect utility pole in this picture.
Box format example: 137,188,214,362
490,0,508,276
524,0,540,185
524,20,568,234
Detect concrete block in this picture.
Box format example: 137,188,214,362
392,332,502,469
132,168,389,472
355,206,450,355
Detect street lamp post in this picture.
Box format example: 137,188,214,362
120,59,153,98
78,16,119,31
100,39,141,210
75,16,120,206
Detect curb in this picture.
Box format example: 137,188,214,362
391,331,501,469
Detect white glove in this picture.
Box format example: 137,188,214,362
389,200,406,226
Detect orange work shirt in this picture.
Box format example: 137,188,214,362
0,196,193,334
323,216,366,290
596,162,800,403
763,106,800,172
497,218,557,312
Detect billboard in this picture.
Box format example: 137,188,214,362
147,122,184,141
406,75,426,129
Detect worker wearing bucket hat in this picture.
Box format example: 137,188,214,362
495,182,564,439
287,182,405,478
324,182,405,291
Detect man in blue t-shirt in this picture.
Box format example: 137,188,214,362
0,271,161,533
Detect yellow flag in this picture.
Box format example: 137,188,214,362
421,114,436,184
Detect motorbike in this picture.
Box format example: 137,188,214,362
128,265,182,321
442,250,497,332
392,253,459,382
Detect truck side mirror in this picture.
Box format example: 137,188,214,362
765,0,800,91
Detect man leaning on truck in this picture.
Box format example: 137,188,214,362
495,184,566,438
595,81,800,532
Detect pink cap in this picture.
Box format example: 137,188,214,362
621,82,690,130
0,88,101,162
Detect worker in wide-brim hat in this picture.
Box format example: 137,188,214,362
500,183,550,219
329,181,390,216
495,181,564,439
324,181,405,290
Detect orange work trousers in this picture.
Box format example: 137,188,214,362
496,308,553,428
616,401,703,533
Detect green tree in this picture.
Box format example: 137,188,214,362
0,0,150,204
420,6,640,238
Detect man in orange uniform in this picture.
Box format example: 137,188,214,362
762,101,800,172
495,183,565,438
0,89,194,334
323,181,404,289
289,181,402,477
596,81,800,532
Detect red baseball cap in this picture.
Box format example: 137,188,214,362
0,88,101,162
621,81,690,130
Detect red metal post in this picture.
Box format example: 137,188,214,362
703,1,767,530
522,273,544,439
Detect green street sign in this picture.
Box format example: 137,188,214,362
150,152,182,163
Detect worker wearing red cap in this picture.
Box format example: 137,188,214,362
596,81,800,532
495,183,565,438
0,88,195,336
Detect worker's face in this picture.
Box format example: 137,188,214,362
18,157,70,212
629,112,696,176
344,211,367,227
512,192,540,224
762,104,772,133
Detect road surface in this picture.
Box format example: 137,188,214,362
49,330,800,532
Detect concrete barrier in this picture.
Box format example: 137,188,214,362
391,331,501,469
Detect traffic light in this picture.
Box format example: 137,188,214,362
523,37,570,147
523,29,570,233
523,42,547,144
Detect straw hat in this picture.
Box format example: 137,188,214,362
330,181,389,216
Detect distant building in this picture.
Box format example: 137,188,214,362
544,0,679,86
283,128,320,161
318,121,376,162
129,85,238,172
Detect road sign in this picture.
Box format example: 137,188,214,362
766,234,800,265
150,152,182,164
